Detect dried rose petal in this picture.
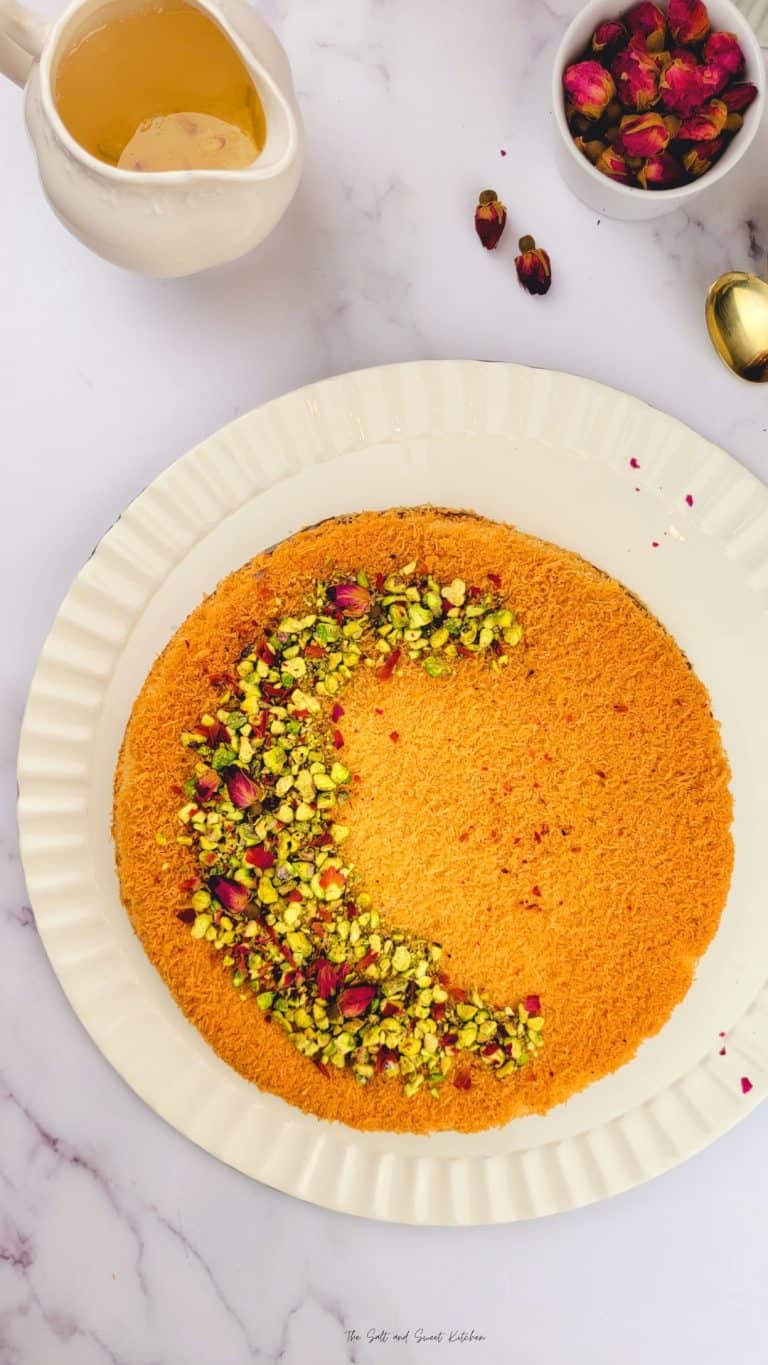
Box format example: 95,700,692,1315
378,647,401,680
523,994,541,1016
721,81,758,113
315,958,339,999
595,145,634,183
177,908,196,924
209,876,251,913
475,190,507,250
328,582,371,615
619,111,670,156
626,2,667,51
206,717,230,746
704,30,744,78
741,1076,753,1094
678,98,727,140
331,702,345,722
681,135,723,174
612,43,660,110
223,766,258,808
338,984,376,1018
244,846,275,869
194,770,221,803
638,149,682,187
668,0,710,44
454,1070,473,1090
591,18,628,55
563,60,616,119
515,235,552,296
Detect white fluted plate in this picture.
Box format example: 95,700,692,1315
17,361,768,1224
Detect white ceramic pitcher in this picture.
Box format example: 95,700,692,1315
0,0,304,274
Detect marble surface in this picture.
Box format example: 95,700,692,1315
2,1,768,1361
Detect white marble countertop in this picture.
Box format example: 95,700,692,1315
2,1,768,1361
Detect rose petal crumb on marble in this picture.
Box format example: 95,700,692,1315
685,493,694,506
630,457,640,469
741,1076,753,1094
500,148,507,156
652,541,660,548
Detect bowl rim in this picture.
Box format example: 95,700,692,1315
551,0,766,201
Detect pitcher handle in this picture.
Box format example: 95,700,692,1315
0,0,49,86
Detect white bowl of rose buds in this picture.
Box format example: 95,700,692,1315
552,0,764,219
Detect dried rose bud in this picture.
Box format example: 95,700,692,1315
612,44,660,110
678,97,727,140
637,150,682,187
591,19,627,55
194,770,221,803
605,125,621,144
721,81,758,113
672,46,698,65
223,765,258,808
515,236,552,296
574,136,606,163
565,102,592,134
663,113,682,136
704,31,744,78
626,2,667,51
604,99,623,123
653,49,673,72
474,189,507,250
668,0,710,44
209,876,251,914
563,60,616,118
619,111,670,156
328,581,371,614
659,58,709,115
699,63,728,96
682,135,724,174
338,984,377,1018
724,110,743,132
595,145,633,182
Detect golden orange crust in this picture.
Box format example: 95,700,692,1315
113,507,733,1133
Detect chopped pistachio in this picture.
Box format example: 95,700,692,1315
174,562,540,1096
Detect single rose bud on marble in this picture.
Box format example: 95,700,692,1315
682,135,724,174
625,2,667,51
659,57,709,115
595,145,634,182
474,190,507,250
515,236,552,296
704,31,745,78
612,43,660,110
721,81,758,113
678,97,727,139
591,19,628,55
563,60,617,118
619,111,670,156
637,149,682,187
668,0,711,44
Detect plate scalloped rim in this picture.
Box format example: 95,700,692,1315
17,360,768,1225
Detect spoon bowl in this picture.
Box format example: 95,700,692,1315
706,272,768,383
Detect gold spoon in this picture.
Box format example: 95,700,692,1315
706,271,768,383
